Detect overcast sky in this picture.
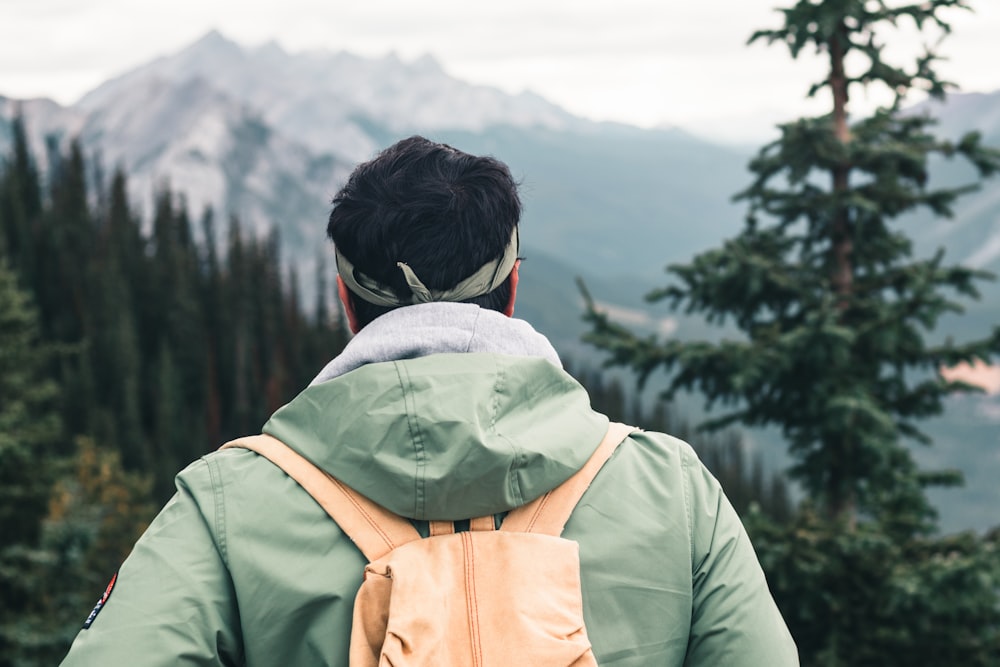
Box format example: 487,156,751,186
1,0,998,140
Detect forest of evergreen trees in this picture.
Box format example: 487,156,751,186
1,117,352,499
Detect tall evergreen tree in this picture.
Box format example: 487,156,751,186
105,173,144,434
585,0,999,527
200,207,226,445
0,113,42,287
0,260,63,665
223,215,254,436
90,169,148,470
38,140,92,345
583,1,1000,663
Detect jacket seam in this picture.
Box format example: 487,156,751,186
492,356,524,505
396,360,427,518
682,448,694,568
204,455,229,566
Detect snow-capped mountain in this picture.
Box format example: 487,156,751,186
79,30,582,162
0,31,592,257
1,30,998,282
79,73,350,242
0,95,86,165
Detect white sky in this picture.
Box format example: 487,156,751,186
1,0,998,140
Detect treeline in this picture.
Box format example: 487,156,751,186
0,116,348,665
1,117,349,502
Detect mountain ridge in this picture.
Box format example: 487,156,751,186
0,30,756,279
78,30,586,162
2,30,998,291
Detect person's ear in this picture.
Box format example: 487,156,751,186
503,260,520,317
337,276,362,334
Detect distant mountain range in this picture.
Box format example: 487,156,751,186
1,30,998,531
0,31,753,287
5,31,998,300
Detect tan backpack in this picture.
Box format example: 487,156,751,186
222,422,634,666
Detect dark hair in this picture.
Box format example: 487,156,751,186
327,136,521,328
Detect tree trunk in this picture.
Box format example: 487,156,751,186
828,27,856,526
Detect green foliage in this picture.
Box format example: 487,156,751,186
0,124,350,502
748,510,1000,666
0,262,59,541
750,0,971,107
0,260,63,666
582,1,1000,663
45,437,156,607
0,114,42,284
0,437,156,667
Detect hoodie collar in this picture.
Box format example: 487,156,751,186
310,302,562,384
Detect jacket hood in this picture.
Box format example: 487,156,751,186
263,304,608,520
308,301,564,383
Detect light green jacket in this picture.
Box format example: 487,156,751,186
62,352,797,666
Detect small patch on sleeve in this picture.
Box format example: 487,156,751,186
82,572,117,629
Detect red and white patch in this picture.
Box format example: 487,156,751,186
83,572,117,629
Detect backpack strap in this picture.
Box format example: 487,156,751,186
501,422,636,537
469,515,496,532
220,434,420,561
429,516,495,535
429,520,455,536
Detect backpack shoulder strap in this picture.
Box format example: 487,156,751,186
220,434,420,561
501,422,636,537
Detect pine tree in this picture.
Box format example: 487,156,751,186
0,260,63,665
0,113,42,287
200,207,226,445
37,140,92,346
583,1,1000,663
89,169,148,470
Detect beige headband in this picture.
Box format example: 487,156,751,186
335,228,519,308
